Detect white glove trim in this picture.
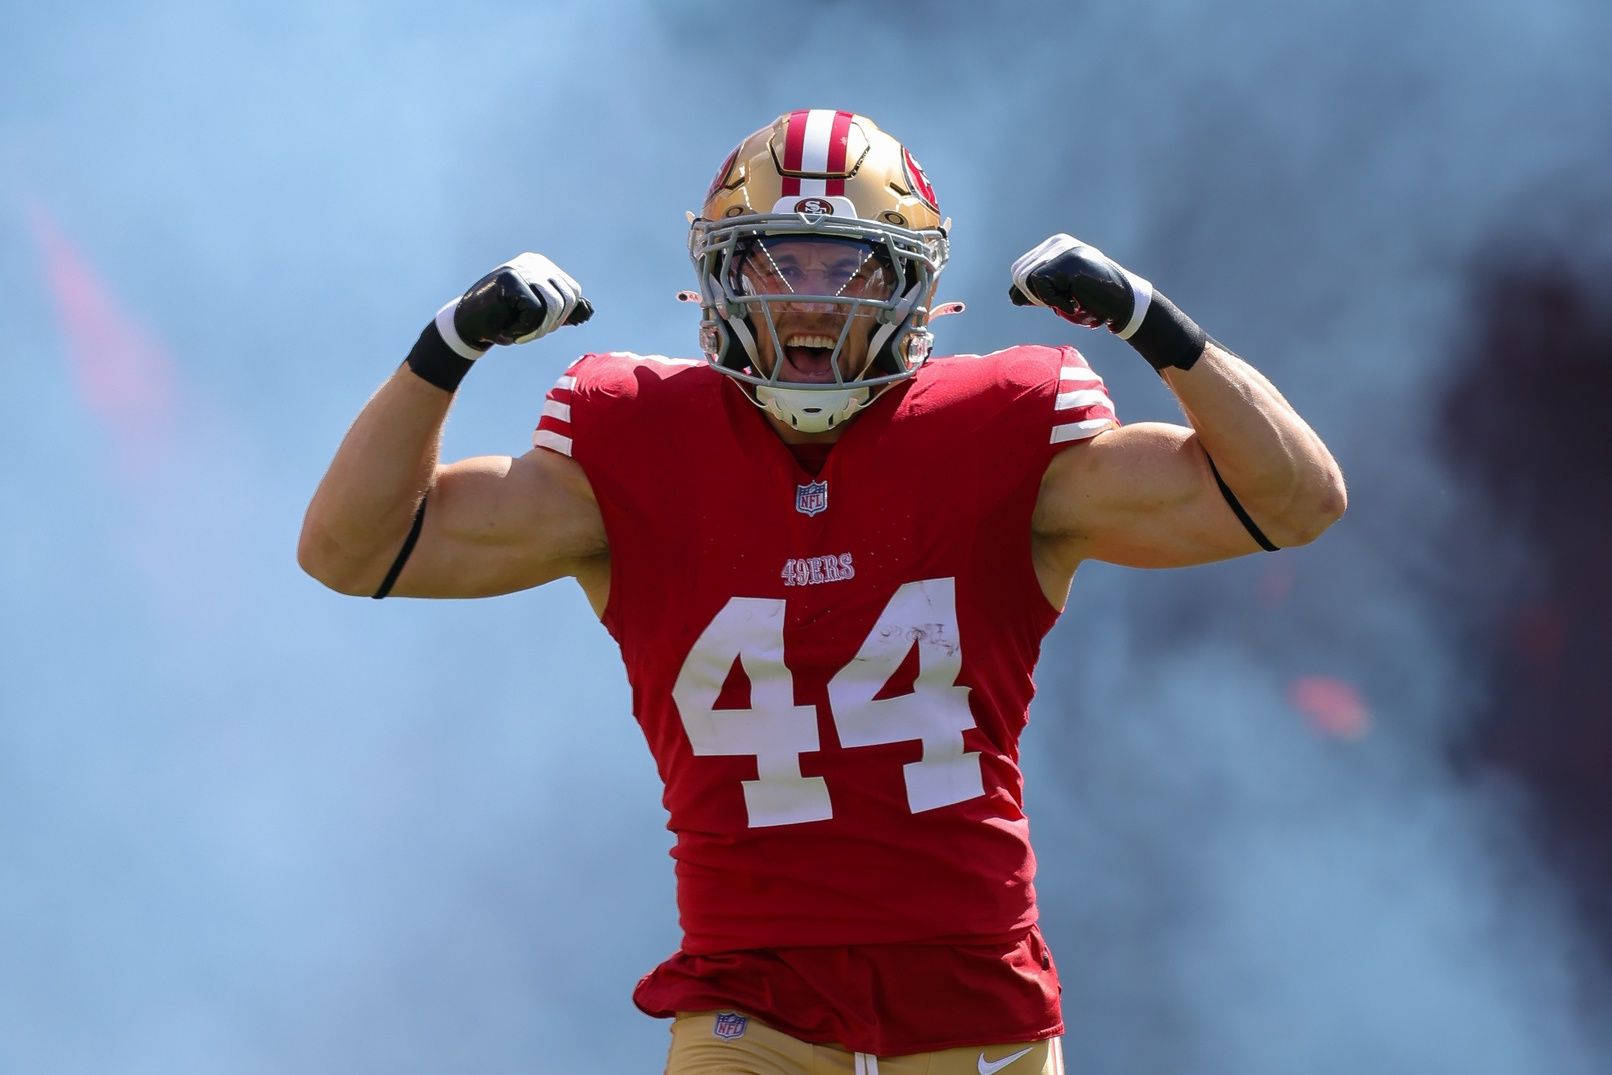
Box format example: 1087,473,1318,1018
503,252,582,343
1010,233,1084,304
435,300,485,361
1114,270,1153,340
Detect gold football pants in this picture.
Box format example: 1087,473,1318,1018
665,1011,1065,1075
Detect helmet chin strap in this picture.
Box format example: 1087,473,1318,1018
724,309,762,372
867,281,925,372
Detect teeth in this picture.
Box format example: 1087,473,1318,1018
786,334,836,349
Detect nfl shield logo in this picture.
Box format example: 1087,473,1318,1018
796,479,829,517
713,1011,748,1040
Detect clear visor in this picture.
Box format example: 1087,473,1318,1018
728,235,897,307
690,213,947,402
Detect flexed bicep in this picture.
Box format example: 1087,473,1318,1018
381,447,607,600
1032,423,1271,580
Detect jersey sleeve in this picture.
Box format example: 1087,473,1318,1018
533,351,710,465
533,369,577,458
1047,346,1118,447
532,353,604,460
531,351,647,462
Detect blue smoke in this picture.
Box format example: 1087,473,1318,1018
2,1,1608,1071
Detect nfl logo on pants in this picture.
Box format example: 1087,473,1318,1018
713,1011,748,1040
796,479,828,517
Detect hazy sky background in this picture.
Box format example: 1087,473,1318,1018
3,1,1609,1072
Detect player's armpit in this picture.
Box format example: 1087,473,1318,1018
1031,422,1267,575
382,447,608,599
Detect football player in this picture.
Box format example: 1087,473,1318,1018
299,110,1346,1075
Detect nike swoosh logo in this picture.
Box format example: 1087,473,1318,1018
978,1045,1034,1075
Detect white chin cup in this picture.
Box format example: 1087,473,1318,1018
756,384,869,433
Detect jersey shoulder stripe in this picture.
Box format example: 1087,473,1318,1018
533,352,717,457
914,345,1118,446
1050,349,1117,445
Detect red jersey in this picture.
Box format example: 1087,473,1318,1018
533,346,1118,1055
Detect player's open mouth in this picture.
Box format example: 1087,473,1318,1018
783,334,838,381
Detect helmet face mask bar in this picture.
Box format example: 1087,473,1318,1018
687,111,950,433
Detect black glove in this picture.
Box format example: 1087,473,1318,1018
406,251,596,391
1009,234,1207,373
406,253,593,392
451,252,593,349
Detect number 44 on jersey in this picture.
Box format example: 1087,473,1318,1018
671,578,983,828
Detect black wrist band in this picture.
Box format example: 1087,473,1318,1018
1127,292,1209,373
405,320,478,392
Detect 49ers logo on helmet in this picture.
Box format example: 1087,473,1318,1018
706,145,741,201
902,147,938,210
794,197,834,216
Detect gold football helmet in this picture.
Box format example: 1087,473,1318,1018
688,110,950,433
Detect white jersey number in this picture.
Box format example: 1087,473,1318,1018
671,578,982,827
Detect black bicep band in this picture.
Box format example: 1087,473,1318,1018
371,495,429,599
1204,455,1279,552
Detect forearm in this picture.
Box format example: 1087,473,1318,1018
298,365,453,592
1162,341,1346,547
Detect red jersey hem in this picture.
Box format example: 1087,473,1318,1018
632,927,1063,1057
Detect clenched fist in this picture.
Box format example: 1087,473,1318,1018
407,253,594,392
447,252,593,352
1008,234,1207,373
1008,234,1150,336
